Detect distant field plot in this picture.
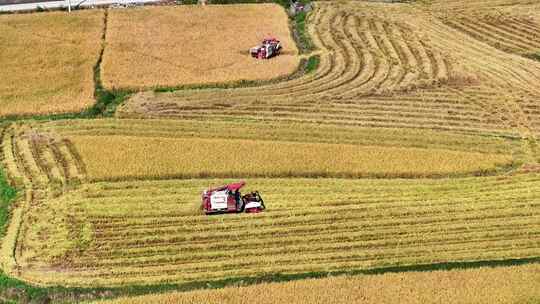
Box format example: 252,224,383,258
101,4,300,90
97,263,540,304
0,10,103,116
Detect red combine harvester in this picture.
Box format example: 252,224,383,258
201,181,265,214
250,37,282,59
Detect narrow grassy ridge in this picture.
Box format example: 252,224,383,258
0,169,15,240
293,9,314,53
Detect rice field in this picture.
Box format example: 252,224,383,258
117,2,540,140
101,4,300,90
69,135,513,180
0,0,539,302
0,119,534,287
97,263,540,304
11,175,540,286
0,10,104,117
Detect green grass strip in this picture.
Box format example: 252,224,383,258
305,55,320,73
0,169,16,239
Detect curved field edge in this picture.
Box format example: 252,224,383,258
94,263,540,304
12,175,540,287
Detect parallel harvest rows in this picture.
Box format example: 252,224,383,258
16,175,540,286
443,15,540,56
0,124,86,273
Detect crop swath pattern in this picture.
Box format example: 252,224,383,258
0,124,86,274
118,5,465,129
444,15,540,57
13,176,540,286
117,4,533,140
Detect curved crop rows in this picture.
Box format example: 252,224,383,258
116,2,540,151
0,124,86,274
118,4,464,129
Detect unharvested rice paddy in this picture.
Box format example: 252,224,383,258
0,0,539,302
70,135,513,180
0,10,104,116
101,4,300,90
97,263,540,304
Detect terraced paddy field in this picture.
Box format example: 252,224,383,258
41,119,517,180
0,0,539,303
0,119,536,287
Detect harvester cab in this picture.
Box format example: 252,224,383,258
250,37,282,59
201,181,265,214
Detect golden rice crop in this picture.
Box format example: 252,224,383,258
101,4,300,90
68,135,513,180
96,264,540,304
12,175,540,286
0,10,104,116
40,118,517,156
1,0,539,295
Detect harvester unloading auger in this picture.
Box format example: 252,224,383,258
201,181,265,214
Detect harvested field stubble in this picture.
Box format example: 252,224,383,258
117,1,540,144
11,175,540,286
96,264,540,304
101,4,300,90
0,10,104,116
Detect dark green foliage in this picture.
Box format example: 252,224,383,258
305,55,319,73
0,170,15,239
293,10,313,53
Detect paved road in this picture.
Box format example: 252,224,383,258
1,0,57,6
0,0,161,12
